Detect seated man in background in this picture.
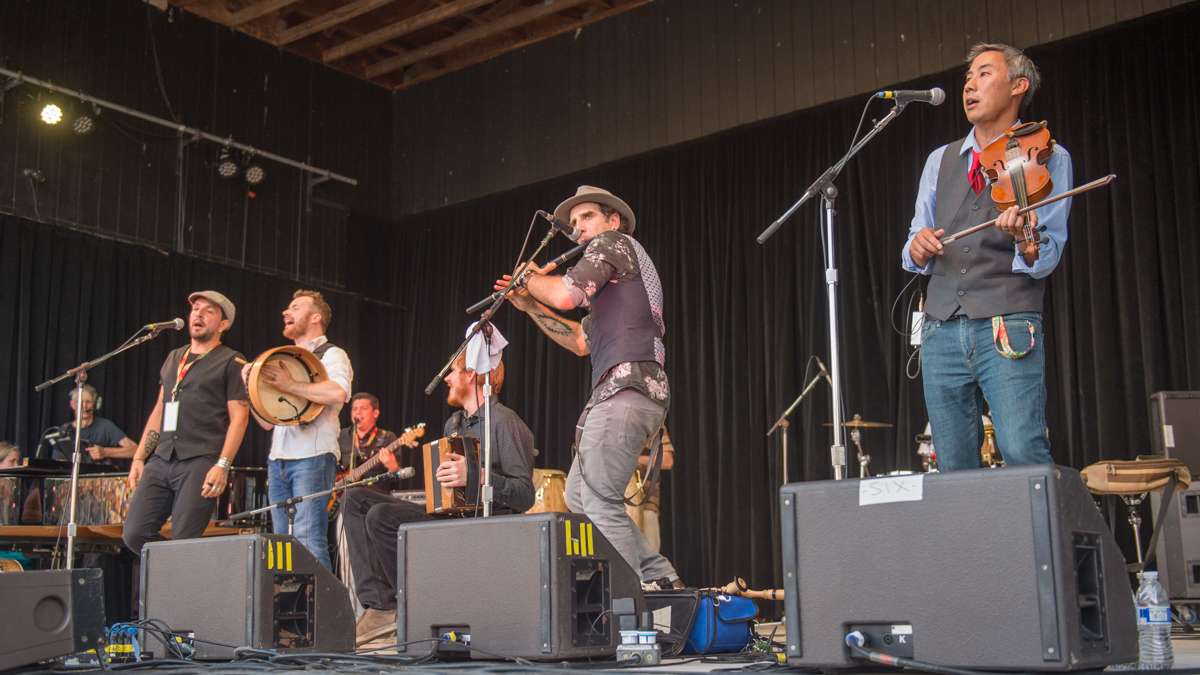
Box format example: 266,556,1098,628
52,384,137,468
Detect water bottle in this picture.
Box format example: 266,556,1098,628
1136,571,1173,669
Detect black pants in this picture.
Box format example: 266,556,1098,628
122,455,216,554
341,487,429,610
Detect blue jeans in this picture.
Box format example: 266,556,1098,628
921,312,1052,471
267,454,336,569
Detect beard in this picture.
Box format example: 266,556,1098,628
190,325,215,342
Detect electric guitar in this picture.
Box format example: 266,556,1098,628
328,422,426,514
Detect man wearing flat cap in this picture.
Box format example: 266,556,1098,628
122,290,250,554
495,186,682,589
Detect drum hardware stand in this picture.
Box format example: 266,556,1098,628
757,101,910,480
34,324,177,569
1120,493,1148,568
849,427,870,478
223,469,413,531
766,361,831,485
425,214,564,517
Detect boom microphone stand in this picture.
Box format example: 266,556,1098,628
34,324,177,568
765,360,831,485
757,101,909,480
224,467,415,531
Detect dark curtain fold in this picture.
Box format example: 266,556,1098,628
2,6,1198,596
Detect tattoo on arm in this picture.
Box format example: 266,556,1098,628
145,430,160,452
534,311,573,335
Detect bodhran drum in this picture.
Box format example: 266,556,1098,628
247,345,328,426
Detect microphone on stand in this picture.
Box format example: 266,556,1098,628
814,356,833,385
874,87,945,106
395,466,416,480
537,210,581,242
144,318,185,332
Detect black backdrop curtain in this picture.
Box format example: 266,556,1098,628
2,5,1199,598
380,7,1200,591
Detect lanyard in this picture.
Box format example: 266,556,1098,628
171,349,207,401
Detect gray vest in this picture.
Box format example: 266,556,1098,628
925,137,1045,321
586,235,663,390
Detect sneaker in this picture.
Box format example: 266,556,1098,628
355,608,397,646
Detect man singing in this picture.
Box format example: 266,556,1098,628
495,185,682,590
246,290,352,569
902,43,1073,471
122,291,249,553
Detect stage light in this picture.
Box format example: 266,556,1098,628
244,163,265,186
40,103,63,125
72,113,95,135
216,148,239,179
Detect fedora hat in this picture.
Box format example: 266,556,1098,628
553,185,636,234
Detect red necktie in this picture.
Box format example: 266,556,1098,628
968,149,985,195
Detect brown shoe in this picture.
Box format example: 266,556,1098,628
355,608,397,646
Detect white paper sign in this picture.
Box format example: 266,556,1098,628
163,401,180,432
858,474,924,506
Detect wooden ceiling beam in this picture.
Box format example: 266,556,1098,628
322,0,497,63
366,0,592,79
390,0,652,90
228,0,303,27
275,0,398,45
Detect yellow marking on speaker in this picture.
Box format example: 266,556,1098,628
267,539,275,569
565,520,573,556
285,541,293,571
277,542,284,569
585,522,594,556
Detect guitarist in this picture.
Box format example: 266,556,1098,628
336,393,400,497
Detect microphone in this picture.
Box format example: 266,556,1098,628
814,356,833,385
537,210,581,242
45,426,70,442
874,87,945,106
144,318,185,332
395,466,416,480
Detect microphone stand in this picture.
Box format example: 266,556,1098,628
757,101,908,480
34,325,175,569
223,470,406,531
765,368,830,486
425,223,563,518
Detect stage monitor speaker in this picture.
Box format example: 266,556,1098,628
139,534,354,659
1148,391,1200,600
0,568,106,670
780,465,1136,671
396,513,643,660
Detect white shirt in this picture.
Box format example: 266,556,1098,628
268,335,353,461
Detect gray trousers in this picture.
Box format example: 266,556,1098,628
122,454,215,554
567,389,677,583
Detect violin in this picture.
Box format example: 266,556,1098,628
980,121,1055,259
940,120,1117,249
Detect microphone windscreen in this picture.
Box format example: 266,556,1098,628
929,87,946,106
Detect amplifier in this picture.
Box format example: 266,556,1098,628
140,534,354,658
781,465,1136,670
1148,391,1200,599
396,513,642,660
0,568,106,670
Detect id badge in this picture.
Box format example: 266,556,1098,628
163,401,180,432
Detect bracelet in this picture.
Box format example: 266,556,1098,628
216,456,233,470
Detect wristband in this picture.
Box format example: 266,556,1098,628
216,456,233,470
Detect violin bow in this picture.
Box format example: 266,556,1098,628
940,174,1116,245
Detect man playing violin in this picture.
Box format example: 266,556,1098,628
902,43,1073,471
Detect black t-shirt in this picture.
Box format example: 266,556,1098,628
51,417,129,467
154,344,248,461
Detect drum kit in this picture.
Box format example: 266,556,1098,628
820,413,1005,476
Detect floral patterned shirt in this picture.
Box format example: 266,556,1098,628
563,230,670,411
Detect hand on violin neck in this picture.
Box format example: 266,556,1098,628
909,227,946,267
996,206,1036,239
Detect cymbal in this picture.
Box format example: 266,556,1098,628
822,419,895,429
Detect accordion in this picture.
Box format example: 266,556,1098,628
421,436,482,515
